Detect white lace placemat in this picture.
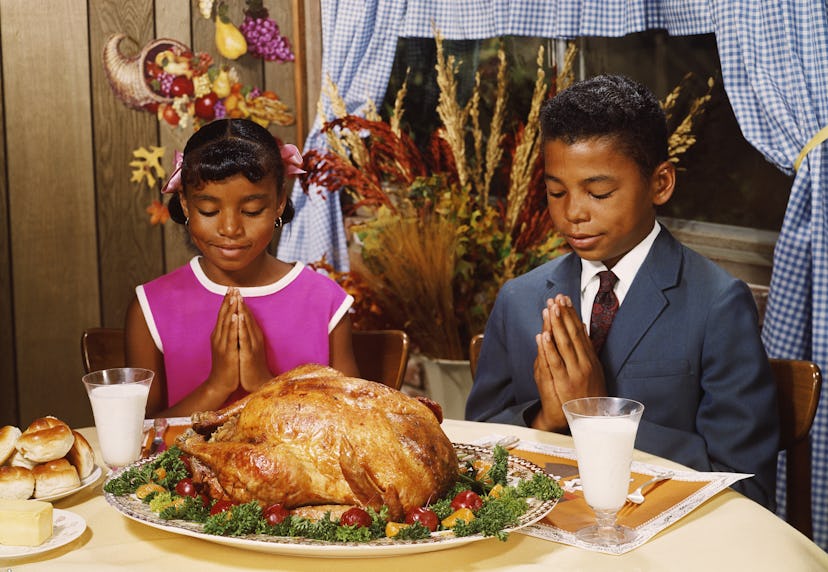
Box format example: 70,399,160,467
471,435,751,556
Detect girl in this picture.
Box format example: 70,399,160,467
126,119,358,417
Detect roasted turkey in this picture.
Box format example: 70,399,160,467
176,364,458,520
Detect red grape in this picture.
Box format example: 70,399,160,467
339,507,372,528
405,507,439,532
450,490,483,511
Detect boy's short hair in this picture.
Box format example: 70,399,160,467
540,74,668,177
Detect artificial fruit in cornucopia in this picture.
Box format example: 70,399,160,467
239,0,295,62
194,92,219,121
199,0,295,63
214,2,248,60
211,69,232,99
103,34,294,130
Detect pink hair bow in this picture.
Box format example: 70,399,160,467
280,143,306,176
161,151,184,194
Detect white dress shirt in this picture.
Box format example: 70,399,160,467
579,221,662,332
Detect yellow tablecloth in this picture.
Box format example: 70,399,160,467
10,420,828,571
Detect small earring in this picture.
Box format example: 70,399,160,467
274,216,282,229
185,217,189,227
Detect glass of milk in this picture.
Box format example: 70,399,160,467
82,368,154,470
562,397,644,546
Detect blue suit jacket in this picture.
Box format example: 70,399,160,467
466,228,779,508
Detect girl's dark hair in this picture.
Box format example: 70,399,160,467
168,118,295,224
540,74,668,178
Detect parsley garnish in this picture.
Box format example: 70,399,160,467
395,521,431,540
160,495,210,522
429,496,455,521
203,502,263,536
103,446,188,495
456,489,529,541
488,445,509,486
106,444,563,543
516,472,563,501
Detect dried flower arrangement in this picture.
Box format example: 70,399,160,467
303,38,573,360
304,38,713,360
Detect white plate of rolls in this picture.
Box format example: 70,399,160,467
0,416,101,502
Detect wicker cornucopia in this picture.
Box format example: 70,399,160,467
102,34,189,111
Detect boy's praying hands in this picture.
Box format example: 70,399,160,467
532,295,606,432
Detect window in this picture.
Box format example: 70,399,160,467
383,31,791,232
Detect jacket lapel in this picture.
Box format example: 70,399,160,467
543,253,583,317
602,228,683,384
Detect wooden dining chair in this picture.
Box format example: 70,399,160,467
769,358,822,539
351,330,409,390
81,327,126,373
469,333,484,378
82,327,410,391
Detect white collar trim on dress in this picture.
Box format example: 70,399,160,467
189,256,305,297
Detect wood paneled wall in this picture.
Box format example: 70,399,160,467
0,0,321,427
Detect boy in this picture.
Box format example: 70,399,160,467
465,75,779,509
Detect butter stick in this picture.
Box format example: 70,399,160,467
0,499,53,546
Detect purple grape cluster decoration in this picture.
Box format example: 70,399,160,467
158,72,175,96
240,15,295,63
213,100,227,120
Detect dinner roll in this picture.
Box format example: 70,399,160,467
32,459,80,498
0,426,22,465
8,450,38,470
0,466,35,500
64,430,95,479
24,416,64,433
16,416,74,463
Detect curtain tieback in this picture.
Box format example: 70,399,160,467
794,125,828,171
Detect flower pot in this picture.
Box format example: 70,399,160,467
420,356,473,421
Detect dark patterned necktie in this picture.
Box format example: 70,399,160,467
590,270,619,354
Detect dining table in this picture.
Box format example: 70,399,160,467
7,419,827,571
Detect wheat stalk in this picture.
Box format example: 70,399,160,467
661,81,682,124
321,75,371,169
667,76,714,166
364,99,381,122
505,44,546,233
318,77,349,159
468,72,485,196
434,30,470,189
323,74,348,119
390,72,409,136
482,48,507,207
556,42,578,93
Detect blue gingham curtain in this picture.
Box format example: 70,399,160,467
278,0,711,268
710,0,828,550
277,0,407,269
401,0,712,38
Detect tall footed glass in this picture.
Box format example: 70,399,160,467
562,397,644,546
82,367,154,471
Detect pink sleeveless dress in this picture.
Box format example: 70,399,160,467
136,257,353,408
